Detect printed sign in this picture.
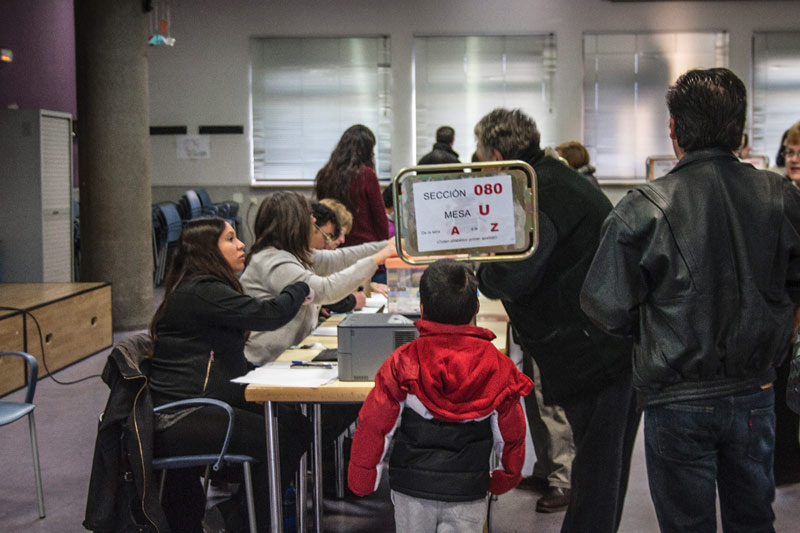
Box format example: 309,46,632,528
413,174,516,252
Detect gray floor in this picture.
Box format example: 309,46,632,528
3,333,800,532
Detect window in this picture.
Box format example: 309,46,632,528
414,35,556,163
752,32,800,168
251,37,392,186
583,32,728,181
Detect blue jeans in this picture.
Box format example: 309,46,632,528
644,387,776,533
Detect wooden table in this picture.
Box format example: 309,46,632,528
0,282,112,396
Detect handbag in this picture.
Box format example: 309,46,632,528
787,332,800,415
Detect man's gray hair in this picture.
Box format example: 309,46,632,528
474,108,540,160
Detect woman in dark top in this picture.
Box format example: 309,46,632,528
149,217,313,532
313,124,388,247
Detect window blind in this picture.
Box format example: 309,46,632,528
251,37,392,185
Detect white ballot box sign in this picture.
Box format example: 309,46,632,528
413,174,516,252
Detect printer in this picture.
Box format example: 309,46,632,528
337,313,419,381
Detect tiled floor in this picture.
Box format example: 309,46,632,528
3,333,800,532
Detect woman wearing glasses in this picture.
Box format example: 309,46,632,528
782,121,800,188
241,191,396,364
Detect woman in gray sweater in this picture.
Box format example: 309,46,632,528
241,191,396,364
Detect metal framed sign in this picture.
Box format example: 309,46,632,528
391,160,538,264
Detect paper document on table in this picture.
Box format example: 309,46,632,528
365,294,387,308
311,325,338,336
232,362,337,387
353,306,381,314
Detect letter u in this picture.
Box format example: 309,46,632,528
479,204,490,216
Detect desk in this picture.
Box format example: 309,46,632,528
0,282,112,396
244,356,373,533
243,297,508,532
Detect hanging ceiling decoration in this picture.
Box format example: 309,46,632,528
146,0,175,47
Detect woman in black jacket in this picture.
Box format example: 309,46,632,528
149,216,313,532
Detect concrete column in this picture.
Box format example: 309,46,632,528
75,0,153,330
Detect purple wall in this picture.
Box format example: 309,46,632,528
0,0,78,186
0,0,77,116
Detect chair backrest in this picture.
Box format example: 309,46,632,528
181,190,203,220
195,188,212,208
0,352,38,404
157,202,183,243
153,398,235,472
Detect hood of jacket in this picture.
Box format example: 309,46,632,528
398,319,533,421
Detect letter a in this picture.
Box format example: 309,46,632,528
451,226,460,235
479,204,490,216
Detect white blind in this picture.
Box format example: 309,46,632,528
414,35,556,162
583,32,728,180
251,37,392,185
752,32,800,168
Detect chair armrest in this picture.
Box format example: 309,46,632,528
154,398,234,471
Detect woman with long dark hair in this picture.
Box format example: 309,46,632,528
149,216,313,532
313,124,389,247
241,191,395,364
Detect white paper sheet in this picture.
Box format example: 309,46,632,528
364,294,388,308
311,325,338,336
232,362,337,387
353,306,381,314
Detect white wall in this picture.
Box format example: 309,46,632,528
147,0,791,195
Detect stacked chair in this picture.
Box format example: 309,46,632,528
152,190,241,286
152,202,183,287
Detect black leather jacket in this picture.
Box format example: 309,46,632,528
84,334,169,532
582,148,800,407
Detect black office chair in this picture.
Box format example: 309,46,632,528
152,398,258,533
0,352,45,519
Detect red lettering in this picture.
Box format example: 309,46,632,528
491,222,499,232
479,204,490,216
474,184,483,196
451,226,460,235
494,183,502,194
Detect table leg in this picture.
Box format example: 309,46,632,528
265,401,283,533
298,404,308,533
313,404,323,533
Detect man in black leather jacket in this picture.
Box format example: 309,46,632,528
582,67,800,532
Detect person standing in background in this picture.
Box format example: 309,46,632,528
781,121,800,188
314,125,388,247
555,141,600,188
418,125,460,165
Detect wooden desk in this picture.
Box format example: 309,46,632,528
0,282,113,396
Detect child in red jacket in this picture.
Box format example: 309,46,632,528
348,259,533,532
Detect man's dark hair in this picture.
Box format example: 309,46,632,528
436,126,455,145
311,202,341,239
419,259,478,325
382,185,393,209
666,68,746,152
